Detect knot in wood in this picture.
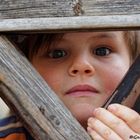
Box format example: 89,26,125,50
71,0,84,16
49,115,60,126
39,106,45,115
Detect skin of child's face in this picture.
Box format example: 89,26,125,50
31,31,131,128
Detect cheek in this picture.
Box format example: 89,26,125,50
32,63,60,91
32,59,66,96
102,66,129,95
38,68,64,94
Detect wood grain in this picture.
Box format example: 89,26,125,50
0,14,140,32
0,0,140,32
0,0,140,19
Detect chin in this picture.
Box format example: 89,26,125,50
69,103,95,129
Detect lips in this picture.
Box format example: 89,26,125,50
66,85,99,97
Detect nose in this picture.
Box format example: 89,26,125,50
68,57,95,77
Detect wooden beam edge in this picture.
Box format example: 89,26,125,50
0,14,140,33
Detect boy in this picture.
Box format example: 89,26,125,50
0,31,140,140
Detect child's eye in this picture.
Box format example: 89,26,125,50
48,49,67,58
94,47,111,56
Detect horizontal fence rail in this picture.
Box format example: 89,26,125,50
0,0,140,32
0,15,140,33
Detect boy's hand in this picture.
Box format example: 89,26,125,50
87,104,140,140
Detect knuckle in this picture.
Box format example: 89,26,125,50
103,129,112,138
129,113,140,124
110,119,122,129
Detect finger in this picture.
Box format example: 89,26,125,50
87,127,104,140
93,107,134,139
108,104,140,134
88,117,122,140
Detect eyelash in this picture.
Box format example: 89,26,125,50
47,46,112,59
93,46,112,56
47,49,67,59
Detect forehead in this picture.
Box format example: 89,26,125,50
62,31,124,41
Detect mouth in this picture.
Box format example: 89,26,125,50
66,84,99,97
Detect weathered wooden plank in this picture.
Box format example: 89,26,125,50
0,14,140,33
1,0,140,32
0,0,140,19
0,35,91,140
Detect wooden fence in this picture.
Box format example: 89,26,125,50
0,0,140,139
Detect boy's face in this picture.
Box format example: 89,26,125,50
31,31,130,128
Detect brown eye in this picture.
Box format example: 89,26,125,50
48,49,67,58
94,47,111,56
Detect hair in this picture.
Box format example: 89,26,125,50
9,31,139,62
12,33,64,60
123,31,139,61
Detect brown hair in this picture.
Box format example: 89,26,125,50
123,31,138,61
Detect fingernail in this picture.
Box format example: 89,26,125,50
93,108,100,115
108,104,116,111
87,127,92,133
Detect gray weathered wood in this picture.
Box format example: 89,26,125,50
0,0,140,32
0,14,140,33
0,35,91,140
0,0,140,19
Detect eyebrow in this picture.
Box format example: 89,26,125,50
92,32,117,39
58,32,118,44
